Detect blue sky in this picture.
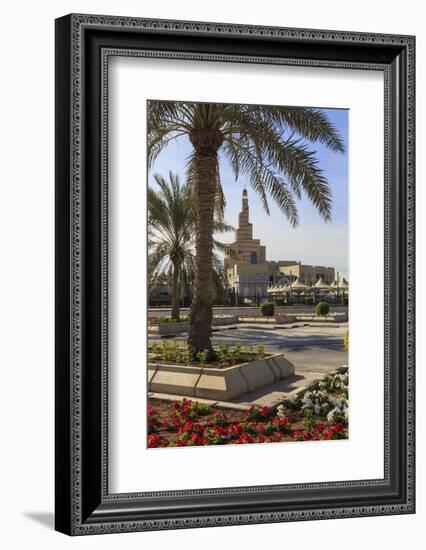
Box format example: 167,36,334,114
149,107,349,277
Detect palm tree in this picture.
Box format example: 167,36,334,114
148,102,345,358
148,171,233,321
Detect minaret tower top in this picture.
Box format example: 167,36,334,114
237,189,253,241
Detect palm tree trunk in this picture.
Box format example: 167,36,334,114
188,130,223,359
171,260,180,321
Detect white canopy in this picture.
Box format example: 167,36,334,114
290,277,309,290
268,278,290,293
313,277,330,290
339,278,349,289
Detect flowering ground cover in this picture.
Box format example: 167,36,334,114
147,372,349,448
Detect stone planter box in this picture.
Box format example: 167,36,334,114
148,353,295,401
148,315,238,335
239,316,296,324
236,312,347,324
294,312,348,322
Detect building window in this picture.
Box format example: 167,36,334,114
250,251,258,264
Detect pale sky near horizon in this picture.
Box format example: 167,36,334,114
149,106,349,278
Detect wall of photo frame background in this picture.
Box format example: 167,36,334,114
0,0,423,549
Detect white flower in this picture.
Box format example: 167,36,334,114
277,404,285,418
327,407,340,422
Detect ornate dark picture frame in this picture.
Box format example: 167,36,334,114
55,13,415,535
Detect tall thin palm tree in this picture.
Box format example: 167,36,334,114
148,171,233,321
148,102,345,358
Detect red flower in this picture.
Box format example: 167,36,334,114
148,433,169,448
188,433,205,446
236,433,254,444
268,431,283,442
229,423,243,437
260,406,271,419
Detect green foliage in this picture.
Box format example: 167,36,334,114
275,295,285,306
170,341,180,362
196,402,212,416
246,408,263,421
232,343,242,362
148,172,233,310
181,347,190,365
150,316,189,325
315,301,330,316
302,409,317,430
262,423,274,436
281,395,302,411
196,349,209,365
260,302,275,317
160,340,171,361
151,341,267,367
304,296,314,305
344,330,349,352
150,341,160,356
256,343,265,359
148,102,345,226
218,343,230,365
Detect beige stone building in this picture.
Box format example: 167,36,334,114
277,262,335,285
224,190,270,298
224,190,337,299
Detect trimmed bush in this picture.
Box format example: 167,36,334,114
315,301,329,316
260,302,275,317
344,330,349,352
304,296,314,305
275,296,285,306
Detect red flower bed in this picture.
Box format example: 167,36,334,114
147,398,347,448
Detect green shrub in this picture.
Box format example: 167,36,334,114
218,343,230,365
149,316,189,325
260,302,275,317
256,343,265,359
315,301,329,316
181,347,190,365
161,340,171,361
196,349,209,365
150,341,160,356
304,296,314,305
232,343,242,362
275,296,285,306
344,330,349,352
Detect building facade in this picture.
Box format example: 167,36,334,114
277,262,335,285
224,190,337,300
224,190,270,298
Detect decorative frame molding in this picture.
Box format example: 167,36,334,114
55,13,415,535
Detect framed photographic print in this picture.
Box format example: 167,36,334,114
55,14,415,535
